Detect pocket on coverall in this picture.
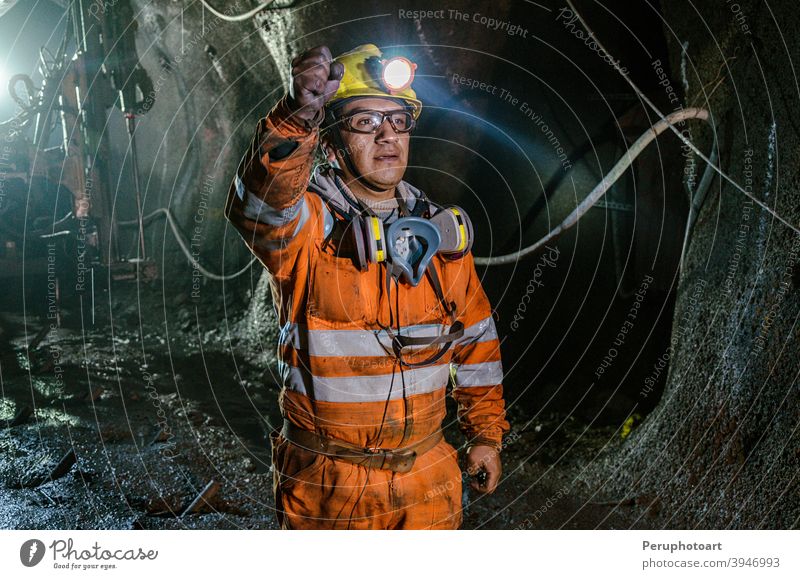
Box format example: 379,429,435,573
270,429,332,529
307,248,371,324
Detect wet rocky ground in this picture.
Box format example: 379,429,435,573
0,278,665,530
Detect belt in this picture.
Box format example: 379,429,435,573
280,420,443,474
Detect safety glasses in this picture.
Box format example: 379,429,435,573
339,109,416,134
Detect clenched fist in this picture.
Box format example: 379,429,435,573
286,45,345,129
465,444,502,494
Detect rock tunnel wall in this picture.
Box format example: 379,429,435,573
585,0,800,528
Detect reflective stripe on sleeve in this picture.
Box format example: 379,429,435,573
241,184,305,227
250,198,310,251
453,360,504,388
453,315,498,347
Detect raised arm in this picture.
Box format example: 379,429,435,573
224,46,344,281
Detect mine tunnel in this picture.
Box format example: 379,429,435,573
0,0,797,531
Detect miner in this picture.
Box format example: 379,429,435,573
225,43,509,529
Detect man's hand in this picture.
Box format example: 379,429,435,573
464,444,502,494
287,45,344,128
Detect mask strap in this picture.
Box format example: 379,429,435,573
379,260,464,368
395,186,411,218
395,182,431,218
426,260,458,321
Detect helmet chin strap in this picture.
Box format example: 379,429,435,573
330,124,391,194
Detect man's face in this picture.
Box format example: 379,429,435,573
327,97,412,192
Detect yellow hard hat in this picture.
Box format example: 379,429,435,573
328,44,422,119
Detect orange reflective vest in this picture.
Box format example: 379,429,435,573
225,96,510,452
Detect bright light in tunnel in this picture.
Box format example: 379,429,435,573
0,62,12,108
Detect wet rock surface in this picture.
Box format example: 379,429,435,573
0,281,280,530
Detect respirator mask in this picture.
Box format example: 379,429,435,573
351,206,474,286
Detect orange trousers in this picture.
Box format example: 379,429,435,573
270,431,463,529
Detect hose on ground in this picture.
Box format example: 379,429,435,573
118,208,257,281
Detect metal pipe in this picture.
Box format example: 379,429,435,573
122,105,147,261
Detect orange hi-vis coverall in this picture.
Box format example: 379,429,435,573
225,96,510,529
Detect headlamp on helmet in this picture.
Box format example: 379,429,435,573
328,44,422,120
381,57,417,93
